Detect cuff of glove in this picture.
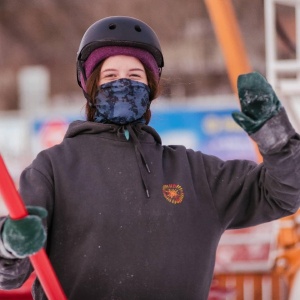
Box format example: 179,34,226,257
0,217,18,259
250,108,296,154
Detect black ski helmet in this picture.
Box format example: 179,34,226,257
77,16,164,89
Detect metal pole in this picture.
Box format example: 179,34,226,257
264,0,277,86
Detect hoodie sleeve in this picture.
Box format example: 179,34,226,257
202,108,300,230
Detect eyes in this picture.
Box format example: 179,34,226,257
102,72,142,80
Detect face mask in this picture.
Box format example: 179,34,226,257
93,78,151,125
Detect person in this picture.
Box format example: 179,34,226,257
0,16,299,300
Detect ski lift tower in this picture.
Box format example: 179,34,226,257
264,0,300,131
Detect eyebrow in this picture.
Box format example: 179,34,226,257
101,68,117,73
129,68,145,72
101,68,145,73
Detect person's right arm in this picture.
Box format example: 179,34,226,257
0,217,33,289
0,152,52,290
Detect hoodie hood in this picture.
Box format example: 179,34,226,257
64,120,162,198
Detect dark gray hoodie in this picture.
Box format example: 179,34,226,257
0,108,299,300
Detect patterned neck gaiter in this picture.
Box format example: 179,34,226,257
93,78,151,125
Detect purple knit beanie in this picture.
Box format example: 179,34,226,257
80,46,160,92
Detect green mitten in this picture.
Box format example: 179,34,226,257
232,72,282,134
2,206,47,258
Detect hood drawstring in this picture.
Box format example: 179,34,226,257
123,124,151,198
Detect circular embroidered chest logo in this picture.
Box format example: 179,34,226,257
162,184,184,204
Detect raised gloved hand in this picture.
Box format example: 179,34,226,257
2,206,47,258
232,72,282,134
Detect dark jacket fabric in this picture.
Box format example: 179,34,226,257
0,108,299,300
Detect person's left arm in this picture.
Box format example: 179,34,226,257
229,72,300,225
201,72,300,230
231,72,300,213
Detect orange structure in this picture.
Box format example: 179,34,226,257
204,0,262,163
204,0,252,94
204,1,300,299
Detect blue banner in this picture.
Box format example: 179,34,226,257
150,108,257,162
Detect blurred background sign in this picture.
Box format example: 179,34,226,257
151,105,257,161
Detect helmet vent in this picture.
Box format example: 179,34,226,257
108,23,116,30
134,25,142,32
